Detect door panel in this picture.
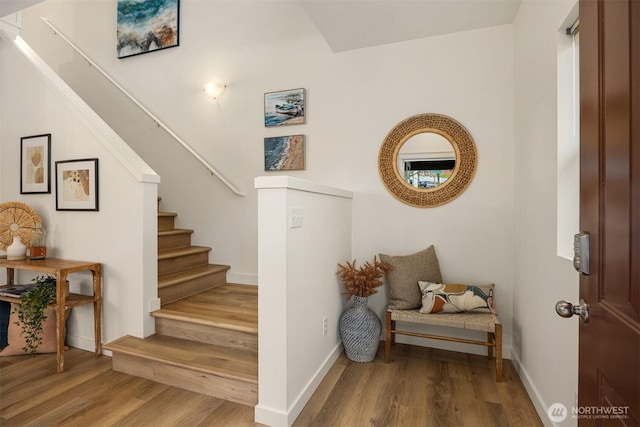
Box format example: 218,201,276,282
579,0,640,425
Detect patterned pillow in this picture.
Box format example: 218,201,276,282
418,282,496,314
380,246,443,310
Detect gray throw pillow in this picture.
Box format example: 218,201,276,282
380,246,443,310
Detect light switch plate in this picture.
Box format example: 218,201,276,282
290,207,303,228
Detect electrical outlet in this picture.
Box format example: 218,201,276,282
323,317,328,335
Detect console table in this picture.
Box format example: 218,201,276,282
0,258,102,373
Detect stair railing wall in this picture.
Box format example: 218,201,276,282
255,176,354,427
40,17,244,197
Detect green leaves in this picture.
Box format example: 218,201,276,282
14,275,56,353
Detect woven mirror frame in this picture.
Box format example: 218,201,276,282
378,113,477,208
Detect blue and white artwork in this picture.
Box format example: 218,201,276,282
264,88,306,127
264,135,305,171
117,0,179,58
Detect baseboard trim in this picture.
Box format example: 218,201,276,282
287,342,343,424
227,271,258,286
65,334,95,353
510,352,555,427
254,342,343,427
254,405,288,427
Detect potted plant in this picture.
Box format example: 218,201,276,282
336,256,390,362
15,275,57,353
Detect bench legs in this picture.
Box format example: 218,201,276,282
384,311,503,382
384,311,394,363
495,323,503,382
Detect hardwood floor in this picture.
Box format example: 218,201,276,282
0,344,542,427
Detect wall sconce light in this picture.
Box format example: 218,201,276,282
204,82,227,100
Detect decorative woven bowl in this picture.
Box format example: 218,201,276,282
0,201,42,251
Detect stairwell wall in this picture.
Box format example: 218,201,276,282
0,29,160,349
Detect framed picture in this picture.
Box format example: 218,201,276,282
20,134,51,194
264,88,305,127
55,159,99,211
117,0,180,59
264,135,305,171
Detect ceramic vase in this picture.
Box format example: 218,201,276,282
339,296,381,362
7,236,26,260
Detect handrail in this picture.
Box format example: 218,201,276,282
40,17,245,197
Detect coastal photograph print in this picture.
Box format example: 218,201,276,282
55,159,99,211
264,88,305,127
117,0,179,58
20,133,51,194
264,135,305,171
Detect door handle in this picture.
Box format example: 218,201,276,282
555,299,590,323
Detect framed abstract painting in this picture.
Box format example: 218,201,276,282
55,159,99,211
117,0,180,58
20,133,51,194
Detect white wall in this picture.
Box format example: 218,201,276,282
513,1,580,425
255,176,352,427
17,0,516,356
0,30,160,350
4,1,586,426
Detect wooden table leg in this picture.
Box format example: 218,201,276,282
92,266,102,356
55,271,68,373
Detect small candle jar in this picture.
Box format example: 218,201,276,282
29,224,47,259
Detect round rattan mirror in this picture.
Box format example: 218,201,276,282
378,113,477,207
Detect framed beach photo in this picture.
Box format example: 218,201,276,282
117,0,180,59
264,88,305,127
55,159,99,211
264,135,305,171
20,134,51,194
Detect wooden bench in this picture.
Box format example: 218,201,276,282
384,309,503,382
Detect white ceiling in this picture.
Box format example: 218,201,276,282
301,0,522,52
0,0,42,18
1,0,522,53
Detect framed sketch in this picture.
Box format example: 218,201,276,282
264,135,305,171
117,0,180,59
55,159,99,211
20,133,51,194
264,88,305,127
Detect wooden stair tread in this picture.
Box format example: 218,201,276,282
158,211,177,217
105,335,257,384
158,264,229,288
158,228,194,236
158,246,212,259
154,284,257,333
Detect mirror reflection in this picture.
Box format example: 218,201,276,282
397,132,456,189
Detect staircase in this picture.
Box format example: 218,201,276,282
105,203,258,406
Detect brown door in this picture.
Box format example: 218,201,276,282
579,0,640,425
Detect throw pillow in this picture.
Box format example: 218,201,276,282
418,282,496,314
379,245,443,310
0,304,60,356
